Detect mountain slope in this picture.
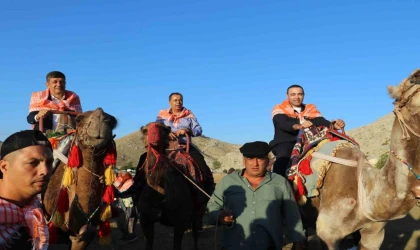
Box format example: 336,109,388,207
115,113,395,170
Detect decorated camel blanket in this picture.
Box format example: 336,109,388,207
286,126,359,204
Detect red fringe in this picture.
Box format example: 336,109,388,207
296,176,305,196
102,185,114,204
57,188,69,213
103,144,117,166
98,220,111,238
48,222,58,244
298,155,313,175
48,138,59,149
67,144,81,168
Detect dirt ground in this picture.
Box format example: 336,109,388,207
50,174,420,250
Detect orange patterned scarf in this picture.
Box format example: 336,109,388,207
0,198,49,250
271,100,323,120
29,89,82,113
157,108,193,127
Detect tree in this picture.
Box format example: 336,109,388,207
375,152,389,169
212,160,222,170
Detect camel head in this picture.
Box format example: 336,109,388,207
140,122,171,150
388,69,420,114
387,69,420,135
75,108,118,150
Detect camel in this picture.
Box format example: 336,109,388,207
134,122,199,250
42,108,118,250
299,69,420,250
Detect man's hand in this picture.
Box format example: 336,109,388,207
333,119,345,130
169,132,177,141
301,120,313,129
175,129,190,137
36,110,50,121
218,209,234,226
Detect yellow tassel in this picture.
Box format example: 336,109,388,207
62,166,75,188
104,165,114,186
98,235,112,245
52,212,64,227
100,204,112,221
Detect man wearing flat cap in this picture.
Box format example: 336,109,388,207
0,130,53,250
207,141,306,250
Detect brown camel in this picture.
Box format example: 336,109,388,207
42,108,118,250
133,122,199,250
300,69,420,250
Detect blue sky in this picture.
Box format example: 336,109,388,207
0,0,418,145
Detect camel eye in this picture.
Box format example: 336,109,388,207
75,116,83,123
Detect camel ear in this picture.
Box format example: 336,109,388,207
388,85,402,99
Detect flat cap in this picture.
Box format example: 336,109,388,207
239,141,270,158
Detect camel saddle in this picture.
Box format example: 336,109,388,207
166,136,203,185
411,180,420,199
167,139,189,153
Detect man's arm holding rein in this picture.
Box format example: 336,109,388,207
310,117,331,128
27,111,39,124
273,114,300,132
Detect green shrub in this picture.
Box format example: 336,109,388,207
375,152,389,169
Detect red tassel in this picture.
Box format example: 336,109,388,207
57,188,69,213
98,220,111,238
298,155,313,175
67,144,81,168
48,222,58,244
103,144,117,166
102,185,114,204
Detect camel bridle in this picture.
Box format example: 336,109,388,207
391,80,420,181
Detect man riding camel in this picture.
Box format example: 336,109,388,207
27,71,83,132
270,84,346,177
156,92,215,196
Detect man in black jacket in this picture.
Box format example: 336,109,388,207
270,85,345,177
27,71,82,132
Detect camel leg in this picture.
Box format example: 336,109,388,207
191,217,199,250
140,217,155,250
173,224,186,250
358,222,386,250
316,197,359,250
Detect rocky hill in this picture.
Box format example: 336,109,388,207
115,113,395,171
347,113,394,164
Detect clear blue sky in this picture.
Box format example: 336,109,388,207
1,0,418,145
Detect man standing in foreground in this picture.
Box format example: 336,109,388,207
207,141,306,250
0,130,53,249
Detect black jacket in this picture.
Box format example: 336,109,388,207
271,105,331,147
27,111,53,131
